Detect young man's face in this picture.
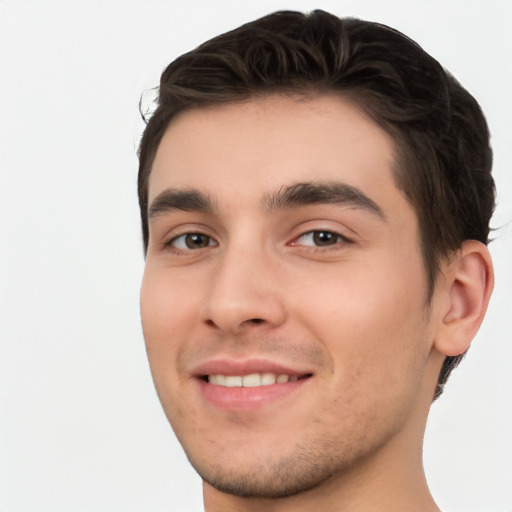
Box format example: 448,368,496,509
140,95,445,499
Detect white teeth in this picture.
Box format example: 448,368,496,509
225,376,243,387
208,372,299,387
261,373,277,385
242,373,261,387
209,374,226,385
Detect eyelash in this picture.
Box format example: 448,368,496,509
290,230,353,251
164,232,217,253
164,229,352,254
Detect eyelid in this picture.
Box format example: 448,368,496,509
289,219,355,240
290,229,353,247
167,232,217,250
161,225,219,253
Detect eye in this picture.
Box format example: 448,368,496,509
292,230,349,247
168,233,216,250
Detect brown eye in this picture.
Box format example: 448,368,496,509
185,233,211,248
170,233,216,250
312,231,339,246
291,230,350,249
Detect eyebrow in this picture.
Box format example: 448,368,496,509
148,188,215,219
148,181,385,221
264,181,385,220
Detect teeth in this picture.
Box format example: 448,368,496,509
261,372,277,385
242,373,261,387
208,372,300,387
225,376,242,387
209,374,226,386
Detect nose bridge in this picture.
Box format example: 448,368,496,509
201,236,285,333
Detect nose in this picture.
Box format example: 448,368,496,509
200,244,286,335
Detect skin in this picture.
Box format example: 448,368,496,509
140,95,493,512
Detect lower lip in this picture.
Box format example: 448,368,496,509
198,378,310,411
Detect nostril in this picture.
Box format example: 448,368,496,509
203,317,265,329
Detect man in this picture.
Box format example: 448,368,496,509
137,10,494,512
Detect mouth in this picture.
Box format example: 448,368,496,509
202,372,313,387
194,361,314,411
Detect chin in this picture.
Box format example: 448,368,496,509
184,434,356,500
197,458,334,499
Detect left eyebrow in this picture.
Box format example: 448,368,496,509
148,188,215,220
264,181,386,220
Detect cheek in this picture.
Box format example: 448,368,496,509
292,256,430,399
140,269,196,383
140,270,197,425
141,268,194,339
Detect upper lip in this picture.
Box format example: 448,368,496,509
192,358,312,378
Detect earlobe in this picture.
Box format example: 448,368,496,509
434,240,494,357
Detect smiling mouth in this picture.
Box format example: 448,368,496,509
202,373,313,387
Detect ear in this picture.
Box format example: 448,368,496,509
433,240,494,357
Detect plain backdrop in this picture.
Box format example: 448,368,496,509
1,1,511,511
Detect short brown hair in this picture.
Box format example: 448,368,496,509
137,10,495,398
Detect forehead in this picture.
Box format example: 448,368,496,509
148,95,402,212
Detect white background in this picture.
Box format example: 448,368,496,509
1,1,511,511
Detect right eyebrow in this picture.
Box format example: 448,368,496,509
148,188,215,220
264,181,385,220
